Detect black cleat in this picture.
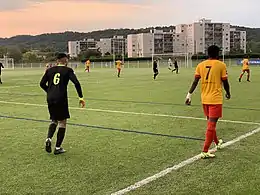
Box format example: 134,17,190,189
54,148,66,155
45,139,52,153
247,79,251,82
239,78,241,82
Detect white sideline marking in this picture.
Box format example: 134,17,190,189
0,100,259,126
111,127,260,195
0,84,35,89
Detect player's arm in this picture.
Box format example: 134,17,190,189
68,69,85,107
40,71,48,93
185,66,200,105
221,66,231,99
1,63,4,68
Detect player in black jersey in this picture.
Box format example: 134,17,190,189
40,53,85,155
172,58,179,74
0,62,4,84
153,59,159,80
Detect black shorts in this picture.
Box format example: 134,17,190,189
153,68,158,74
48,101,70,121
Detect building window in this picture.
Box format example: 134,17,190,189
182,44,185,46
133,49,135,52
133,44,135,47
226,34,228,36
226,47,228,50
182,30,184,32
177,35,179,37
226,38,228,41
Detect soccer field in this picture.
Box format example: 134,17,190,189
1,66,260,195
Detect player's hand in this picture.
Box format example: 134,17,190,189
185,92,192,105
79,98,86,108
225,93,231,100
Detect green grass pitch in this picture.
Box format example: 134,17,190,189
1,65,260,194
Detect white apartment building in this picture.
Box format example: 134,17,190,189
98,36,127,56
178,19,246,55
183,19,231,55
127,29,186,58
230,28,247,53
68,39,98,58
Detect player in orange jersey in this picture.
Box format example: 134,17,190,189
85,59,90,73
115,60,123,77
185,45,231,159
239,56,250,82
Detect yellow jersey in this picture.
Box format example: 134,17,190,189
242,59,249,70
195,59,228,105
116,60,122,69
85,60,90,68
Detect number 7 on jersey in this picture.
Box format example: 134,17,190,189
206,66,211,80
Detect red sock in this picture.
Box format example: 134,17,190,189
247,74,250,80
239,74,243,79
203,121,216,152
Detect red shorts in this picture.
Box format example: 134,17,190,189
117,68,121,71
242,69,250,73
203,104,222,118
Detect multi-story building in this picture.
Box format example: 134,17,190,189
68,39,98,58
183,19,230,55
127,30,186,58
230,28,247,53
179,19,246,55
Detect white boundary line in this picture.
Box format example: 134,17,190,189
0,100,259,125
111,127,260,195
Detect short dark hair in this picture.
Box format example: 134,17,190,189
56,53,68,60
208,45,220,59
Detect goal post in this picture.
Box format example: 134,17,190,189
152,53,191,68
0,57,14,69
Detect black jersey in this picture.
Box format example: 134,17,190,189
174,60,178,68
40,65,83,103
0,63,4,73
153,61,158,70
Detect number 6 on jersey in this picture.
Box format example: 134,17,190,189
53,73,60,85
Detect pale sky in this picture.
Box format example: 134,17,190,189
1,0,259,38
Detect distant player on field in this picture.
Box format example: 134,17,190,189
239,56,250,82
116,60,123,77
172,58,179,74
85,59,90,73
153,59,159,80
40,53,85,155
185,45,231,159
168,58,173,71
0,62,4,84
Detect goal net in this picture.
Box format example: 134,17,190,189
152,53,191,68
0,57,14,69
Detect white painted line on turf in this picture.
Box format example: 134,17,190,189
111,127,260,195
0,84,36,89
0,100,259,126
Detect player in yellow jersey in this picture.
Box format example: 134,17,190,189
116,60,123,77
185,45,231,159
85,59,90,73
239,56,250,82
